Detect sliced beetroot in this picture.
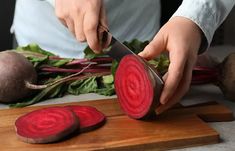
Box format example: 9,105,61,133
15,107,79,144
65,105,106,132
114,54,163,119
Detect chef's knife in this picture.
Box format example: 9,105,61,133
99,26,164,85
100,30,135,62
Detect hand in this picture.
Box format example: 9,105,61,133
138,16,202,114
55,0,108,53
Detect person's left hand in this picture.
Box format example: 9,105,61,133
138,16,202,114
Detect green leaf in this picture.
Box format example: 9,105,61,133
102,75,114,84
84,46,105,59
148,54,170,75
46,58,72,67
123,39,149,54
68,77,98,95
16,43,55,56
95,75,115,96
47,84,64,98
95,85,115,96
27,56,48,68
111,59,119,76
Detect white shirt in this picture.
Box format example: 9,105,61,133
12,0,235,58
172,0,235,52
12,0,160,58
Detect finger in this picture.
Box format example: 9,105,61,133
58,18,67,27
138,33,165,60
65,17,75,37
83,4,101,53
162,72,168,81
97,4,109,49
74,14,86,42
160,49,187,105
99,3,108,30
157,59,194,114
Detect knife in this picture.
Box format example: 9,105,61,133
99,26,164,85
99,27,135,62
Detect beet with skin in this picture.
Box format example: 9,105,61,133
193,53,235,101
218,53,235,101
0,51,37,103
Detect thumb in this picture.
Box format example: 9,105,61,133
138,33,165,60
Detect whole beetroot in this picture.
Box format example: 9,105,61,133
193,53,235,102
0,51,37,103
218,53,235,101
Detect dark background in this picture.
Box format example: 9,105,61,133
0,1,15,50
0,0,230,51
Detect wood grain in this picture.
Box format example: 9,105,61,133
0,98,233,151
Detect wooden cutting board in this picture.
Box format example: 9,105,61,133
0,98,233,151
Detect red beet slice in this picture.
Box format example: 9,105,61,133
114,54,163,119
65,105,106,132
15,107,79,144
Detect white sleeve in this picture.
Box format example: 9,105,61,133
172,0,235,53
45,0,55,7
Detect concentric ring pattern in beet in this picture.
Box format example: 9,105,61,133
114,54,159,119
15,107,79,143
65,105,106,132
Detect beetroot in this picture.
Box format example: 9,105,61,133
0,51,37,103
15,105,106,143
15,107,79,144
114,54,163,119
65,105,106,132
218,53,235,101
193,53,235,101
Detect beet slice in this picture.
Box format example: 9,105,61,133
15,107,79,144
114,54,163,119
65,105,106,132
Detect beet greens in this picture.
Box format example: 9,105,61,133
8,40,169,108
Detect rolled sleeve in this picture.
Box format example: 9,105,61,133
172,0,235,53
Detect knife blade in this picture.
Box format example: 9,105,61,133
101,30,135,62
99,28,164,86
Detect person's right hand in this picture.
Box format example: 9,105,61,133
55,0,108,53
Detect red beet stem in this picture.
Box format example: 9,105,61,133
66,57,113,66
15,107,79,144
65,58,90,65
91,57,113,63
26,63,93,89
65,105,106,132
193,66,219,73
48,56,65,60
192,66,219,84
40,67,110,73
